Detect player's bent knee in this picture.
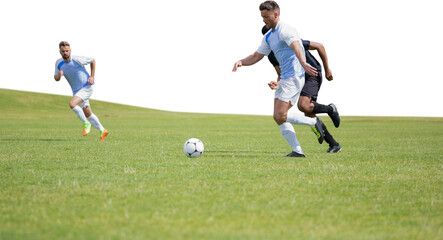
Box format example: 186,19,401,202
273,113,287,125
297,101,310,113
69,101,77,109
83,107,92,118
297,104,307,113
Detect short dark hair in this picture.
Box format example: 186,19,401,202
259,1,280,14
59,41,70,49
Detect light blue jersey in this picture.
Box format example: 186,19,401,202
257,21,305,79
54,56,94,94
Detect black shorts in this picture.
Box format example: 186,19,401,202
301,71,322,102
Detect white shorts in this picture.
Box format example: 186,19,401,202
274,76,305,105
74,85,93,108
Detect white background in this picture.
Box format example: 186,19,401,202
1,0,442,117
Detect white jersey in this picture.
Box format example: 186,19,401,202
54,55,94,94
257,21,305,79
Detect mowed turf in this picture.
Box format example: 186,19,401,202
0,88,442,239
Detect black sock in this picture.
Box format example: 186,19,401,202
313,102,332,114
322,123,338,146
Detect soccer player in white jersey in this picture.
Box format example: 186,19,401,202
232,1,324,157
54,41,108,141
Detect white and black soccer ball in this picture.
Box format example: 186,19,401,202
183,138,204,158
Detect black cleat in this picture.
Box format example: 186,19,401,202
328,103,340,128
311,117,325,144
327,144,342,153
284,151,306,157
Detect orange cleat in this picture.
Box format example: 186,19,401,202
83,123,91,136
99,129,108,141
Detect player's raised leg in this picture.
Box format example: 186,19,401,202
325,103,340,128
298,96,340,128
286,112,324,144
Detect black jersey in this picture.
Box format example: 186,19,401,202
262,25,321,73
302,40,321,73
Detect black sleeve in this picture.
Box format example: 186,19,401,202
267,51,279,67
302,39,310,50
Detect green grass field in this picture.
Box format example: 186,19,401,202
1,88,442,239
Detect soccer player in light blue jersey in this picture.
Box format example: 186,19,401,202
232,1,324,157
54,41,108,141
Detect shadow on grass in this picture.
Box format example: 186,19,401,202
206,150,280,158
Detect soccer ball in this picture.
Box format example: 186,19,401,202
183,138,204,158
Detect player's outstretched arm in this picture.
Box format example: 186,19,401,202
309,41,333,81
232,52,265,72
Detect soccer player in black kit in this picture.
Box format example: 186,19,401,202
263,26,341,153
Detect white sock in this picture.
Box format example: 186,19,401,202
286,112,316,127
88,113,104,132
279,122,303,154
71,106,88,123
